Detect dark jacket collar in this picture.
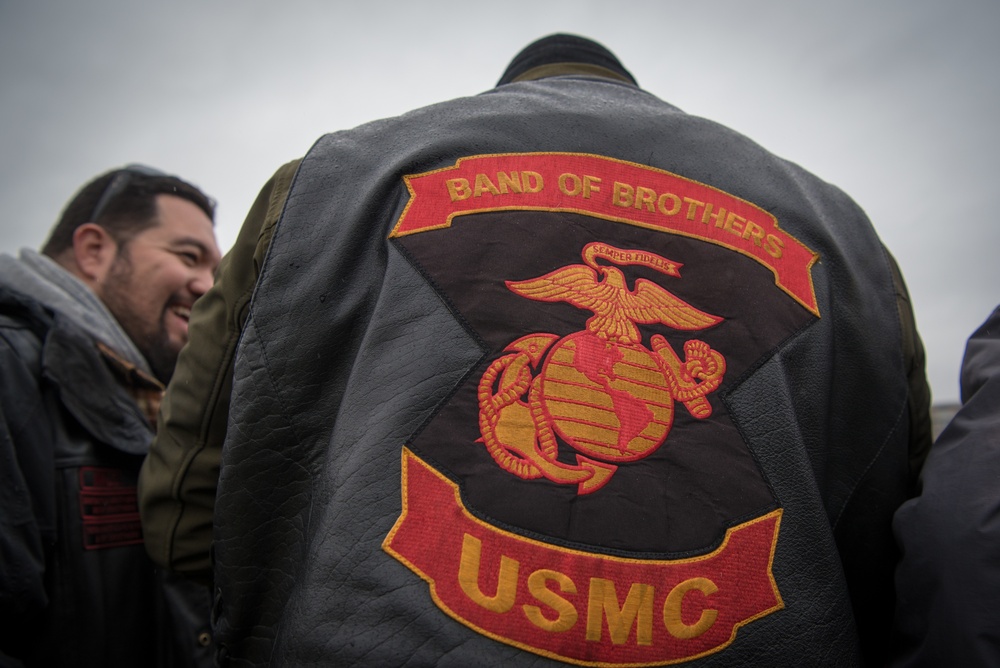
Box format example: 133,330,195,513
504,62,637,85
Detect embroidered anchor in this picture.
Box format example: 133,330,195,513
477,242,726,494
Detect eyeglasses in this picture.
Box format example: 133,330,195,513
89,163,168,222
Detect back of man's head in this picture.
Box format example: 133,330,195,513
42,165,215,260
497,33,636,86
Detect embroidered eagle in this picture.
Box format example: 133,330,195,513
506,243,721,345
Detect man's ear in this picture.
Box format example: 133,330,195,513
70,223,119,285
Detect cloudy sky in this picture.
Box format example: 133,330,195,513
1,0,996,404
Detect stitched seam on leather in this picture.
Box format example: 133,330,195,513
389,239,490,452
718,315,820,503
828,242,911,530
831,401,907,532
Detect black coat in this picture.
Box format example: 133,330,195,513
0,285,212,668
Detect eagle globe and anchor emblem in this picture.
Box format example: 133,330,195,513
478,241,727,495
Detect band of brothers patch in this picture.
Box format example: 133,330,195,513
382,152,819,665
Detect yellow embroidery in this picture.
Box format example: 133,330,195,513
478,242,726,494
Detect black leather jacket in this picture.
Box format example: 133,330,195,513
0,285,212,668
211,74,929,666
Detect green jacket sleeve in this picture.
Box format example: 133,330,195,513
139,160,300,583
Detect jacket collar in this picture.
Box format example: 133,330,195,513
505,62,637,85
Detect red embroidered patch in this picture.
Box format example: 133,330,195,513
386,152,819,662
79,467,143,550
479,242,726,495
385,450,783,666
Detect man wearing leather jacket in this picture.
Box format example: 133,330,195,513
0,165,221,667
141,35,931,666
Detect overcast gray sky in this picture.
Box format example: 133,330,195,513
1,0,997,404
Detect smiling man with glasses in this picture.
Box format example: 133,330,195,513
0,165,221,667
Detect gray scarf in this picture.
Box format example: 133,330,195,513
0,248,151,374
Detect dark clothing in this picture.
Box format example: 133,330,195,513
143,55,931,666
892,305,1000,667
0,283,212,667
140,161,299,583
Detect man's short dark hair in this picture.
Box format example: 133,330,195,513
42,166,216,258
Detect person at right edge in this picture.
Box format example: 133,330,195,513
140,34,931,666
891,305,1000,667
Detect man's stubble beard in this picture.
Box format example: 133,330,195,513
99,248,179,384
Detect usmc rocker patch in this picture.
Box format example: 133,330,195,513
383,152,819,666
